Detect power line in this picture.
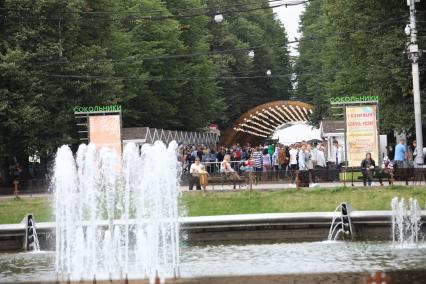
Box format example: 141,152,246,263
0,0,310,22
0,0,300,16
42,64,422,82
31,15,409,67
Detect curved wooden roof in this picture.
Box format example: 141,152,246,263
220,100,314,146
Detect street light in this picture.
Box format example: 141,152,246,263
266,69,272,76
404,24,411,36
248,50,255,58
214,14,224,23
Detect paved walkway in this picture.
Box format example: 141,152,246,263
183,180,415,192
0,180,420,199
0,192,50,200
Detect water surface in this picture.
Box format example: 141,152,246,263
2,241,426,282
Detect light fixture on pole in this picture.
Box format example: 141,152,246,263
404,24,411,36
214,14,224,23
248,50,255,59
266,69,272,76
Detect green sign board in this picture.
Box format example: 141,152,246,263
73,104,121,114
330,95,379,105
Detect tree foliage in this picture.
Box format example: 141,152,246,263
0,0,291,161
296,0,426,135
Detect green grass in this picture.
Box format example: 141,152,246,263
181,186,426,216
1,186,426,223
339,171,363,181
0,197,51,224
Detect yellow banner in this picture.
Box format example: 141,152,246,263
346,105,378,166
89,115,122,155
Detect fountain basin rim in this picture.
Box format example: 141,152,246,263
1,210,426,233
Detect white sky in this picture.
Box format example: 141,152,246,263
271,5,311,141
272,124,321,145
273,4,305,55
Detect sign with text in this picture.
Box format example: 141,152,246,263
330,95,378,105
346,105,378,166
89,115,121,155
74,104,121,114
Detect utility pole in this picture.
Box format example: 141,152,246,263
406,0,424,165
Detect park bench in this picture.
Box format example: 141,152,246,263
347,166,417,186
207,173,245,190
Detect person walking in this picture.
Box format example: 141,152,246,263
394,139,406,169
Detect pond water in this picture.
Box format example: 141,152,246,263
2,240,426,282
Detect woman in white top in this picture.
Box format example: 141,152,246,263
220,155,241,187
220,154,234,173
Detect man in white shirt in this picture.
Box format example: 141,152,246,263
298,144,307,171
311,143,318,167
332,140,344,181
314,145,327,182
289,145,299,183
189,157,204,190
316,146,327,168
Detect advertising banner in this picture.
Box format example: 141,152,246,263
89,115,121,155
346,105,378,166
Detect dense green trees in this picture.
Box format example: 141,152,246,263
207,0,292,127
0,0,291,163
296,0,426,134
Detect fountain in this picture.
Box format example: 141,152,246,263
52,141,180,282
391,197,422,244
23,214,40,251
328,202,353,241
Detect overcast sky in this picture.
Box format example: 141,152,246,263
273,4,305,55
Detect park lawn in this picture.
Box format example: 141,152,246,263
181,186,426,216
0,196,52,224
0,186,426,224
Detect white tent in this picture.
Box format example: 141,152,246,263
272,124,321,145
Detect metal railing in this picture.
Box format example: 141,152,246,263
180,162,426,187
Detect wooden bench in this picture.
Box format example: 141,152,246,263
394,168,415,185
207,174,245,190
347,166,414,186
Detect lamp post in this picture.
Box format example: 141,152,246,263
406,0,423,165
214,14,223,23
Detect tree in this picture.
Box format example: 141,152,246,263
207,0,292,128
296,0,426,135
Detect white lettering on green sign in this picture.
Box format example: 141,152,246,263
330,96,379,105
73,105,122,113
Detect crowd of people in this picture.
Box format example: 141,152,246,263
178,140,342,190
179,137,424,190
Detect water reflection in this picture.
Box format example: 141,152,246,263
2,241,426,282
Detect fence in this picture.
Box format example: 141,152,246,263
181,161,426,188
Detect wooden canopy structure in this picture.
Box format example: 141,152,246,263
221,100,314,146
